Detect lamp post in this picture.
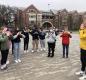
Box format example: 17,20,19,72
48,4,51,11
10,13,15,27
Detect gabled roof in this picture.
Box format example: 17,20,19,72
24,4,41,13
51,10,58,14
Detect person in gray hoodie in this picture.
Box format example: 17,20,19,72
47,29,56,57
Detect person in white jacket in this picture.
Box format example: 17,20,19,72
47,29,56,57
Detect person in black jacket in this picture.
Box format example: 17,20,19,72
22,27,29,53
39,28,46,51
30,26,40,53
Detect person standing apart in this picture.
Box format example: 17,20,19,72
76,18,86,80
60,27,72,58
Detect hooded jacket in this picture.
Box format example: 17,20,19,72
80,28,86,50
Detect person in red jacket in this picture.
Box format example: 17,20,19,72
60,28,72,58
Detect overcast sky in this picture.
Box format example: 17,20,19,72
0,0,86,12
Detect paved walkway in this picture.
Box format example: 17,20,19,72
0,34,81,80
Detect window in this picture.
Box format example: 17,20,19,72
29,9,35,13
31,21,34,24
29,15,36,18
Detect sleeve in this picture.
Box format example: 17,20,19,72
29,30,33,35
52,33,56,41
20,34,25,38
0,35,8,42
68,33,72,38
13,34,18,39
44,32,46,36
69,34,72,38
79,29,86,39
60,34,63,37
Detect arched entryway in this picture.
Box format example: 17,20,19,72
42,21,53,29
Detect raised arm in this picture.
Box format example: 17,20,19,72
79,24,86,39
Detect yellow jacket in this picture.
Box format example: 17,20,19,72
80,28,86,50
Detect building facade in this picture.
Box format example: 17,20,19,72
16,4,84,30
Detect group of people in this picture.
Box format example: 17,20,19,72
0,25,72,70
0,18,86,80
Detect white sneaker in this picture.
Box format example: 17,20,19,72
18,59,21,63
37,49,39,52
27,50,29,53
43,48,46,51
1,64,7,70
6,60,9,65
31,50,34,53
40,49,43,51
79,75,86,80
14,60,18,63
75,71,85,76
24,50,27,53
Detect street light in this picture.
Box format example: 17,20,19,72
10,13,15,22
48,4,51,11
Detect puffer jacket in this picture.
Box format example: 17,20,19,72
0,34,9,50
80,28,86,50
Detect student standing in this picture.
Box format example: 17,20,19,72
30,26,40,53
0,27,10,70
76,19,86,80
23,27,29,53
60,28,72,58
47,29,56,57
39,28,46,51
13,28,25,63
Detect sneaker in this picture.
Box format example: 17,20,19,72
1,64,7,70
27,50,29,53
66,56,68,58
43,48,46,51
79,75,86,80
40,49,43,51
75,71,85,76
24,50,27,53
18,59,21,63
31,50,34,53
14,60,18,63
37,49,39,52
6,60,9,65
63,56,65,58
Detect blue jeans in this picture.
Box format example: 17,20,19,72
62,44,69,58
13,43,20,60
40,39,45,48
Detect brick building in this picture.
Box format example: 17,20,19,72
15,4,84,30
